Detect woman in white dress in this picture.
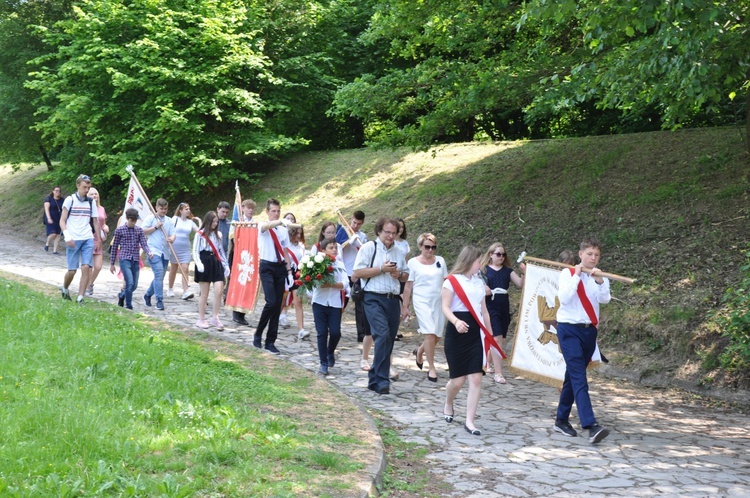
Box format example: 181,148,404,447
401,233,448,381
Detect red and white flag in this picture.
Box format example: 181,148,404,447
226,225,261,313
117,174,151,227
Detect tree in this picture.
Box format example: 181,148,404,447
26,0,304,195
522,0,750,149
0,0,73,168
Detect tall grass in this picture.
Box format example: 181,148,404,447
0,278,364,497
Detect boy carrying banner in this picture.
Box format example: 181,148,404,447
553,237,611,444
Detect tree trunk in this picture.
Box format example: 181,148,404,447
39,144,53,171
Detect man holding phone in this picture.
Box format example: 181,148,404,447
353,217,409,395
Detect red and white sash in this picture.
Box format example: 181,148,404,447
199,231,222,263
268,228,285,263
569,268,598,327
447,275,506,360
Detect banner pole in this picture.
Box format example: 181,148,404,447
125,165,190,286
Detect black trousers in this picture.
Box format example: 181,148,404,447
255,261,287,345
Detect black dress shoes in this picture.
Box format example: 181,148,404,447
232,312,249,326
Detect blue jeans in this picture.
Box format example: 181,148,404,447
556,323,598,428
145,254,169,302
313,303,342,366
363,292,401,391
119,259,140,309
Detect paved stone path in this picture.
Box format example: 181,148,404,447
3,233,750,497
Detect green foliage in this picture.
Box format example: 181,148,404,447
523,0,749,132
714,248,750,372
25,0,307,196
0,0,72,166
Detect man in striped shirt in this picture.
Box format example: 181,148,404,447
59,174,101,304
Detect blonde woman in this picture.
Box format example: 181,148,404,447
481,242,524,383
401,233,447,382
86,187,109,296
442,246,494,436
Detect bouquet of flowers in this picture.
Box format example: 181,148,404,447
295,253,336,293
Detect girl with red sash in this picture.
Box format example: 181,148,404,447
441,246,501,436
192,211,230,330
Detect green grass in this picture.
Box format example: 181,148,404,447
0,277,366,497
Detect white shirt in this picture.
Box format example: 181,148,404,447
353,238,408,295
394,239,410,260
341,231,367,276
556,270,611,324
442,273,486,318
258,225,290,263
311,259,350,308
62,194,97,241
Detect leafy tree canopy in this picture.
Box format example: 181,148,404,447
331,0,749,149
26,0,304,195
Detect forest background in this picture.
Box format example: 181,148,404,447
0,0,749,393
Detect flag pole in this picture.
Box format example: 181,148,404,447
125,165,190,286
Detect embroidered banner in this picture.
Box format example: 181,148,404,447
509,261,601,388
226,225,260,313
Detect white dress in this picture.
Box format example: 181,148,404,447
407,256,448,337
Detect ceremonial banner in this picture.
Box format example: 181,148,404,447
226,225,260,312
510,262,566,387
117,174,151,227
510,261,602,388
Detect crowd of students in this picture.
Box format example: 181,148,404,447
52,175,612,444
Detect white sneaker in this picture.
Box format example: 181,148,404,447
166,289,175,298
86,284,94,296
279,313,290,329
298,328,310,340
181,289,194,300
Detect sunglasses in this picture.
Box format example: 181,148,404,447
494,252,506,257
78,174,91,181
423,245,437,250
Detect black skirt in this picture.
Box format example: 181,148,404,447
195,250,224,283
444,311,485,379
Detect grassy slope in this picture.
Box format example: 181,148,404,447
3,126,749,390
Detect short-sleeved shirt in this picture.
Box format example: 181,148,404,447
142,214,176,258
353,238,408,295
62,194,97,241
443,274,486,318
259,225,290,263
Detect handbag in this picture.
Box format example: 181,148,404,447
350,242,377,304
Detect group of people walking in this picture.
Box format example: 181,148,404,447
49,177,612,444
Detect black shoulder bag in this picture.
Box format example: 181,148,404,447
350,241,377,304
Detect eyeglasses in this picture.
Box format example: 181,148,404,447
423,245,437,250
381,230,397,236
494,252,506,257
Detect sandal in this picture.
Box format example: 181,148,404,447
494,374,507,384
360,359,370,371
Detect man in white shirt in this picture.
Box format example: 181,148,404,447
353,217,409,395
553,238,611,444
142,198,176,311
253,198,294,354
59,174,101,304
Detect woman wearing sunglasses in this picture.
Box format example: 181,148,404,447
481,243,524,383
401,233,448,382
